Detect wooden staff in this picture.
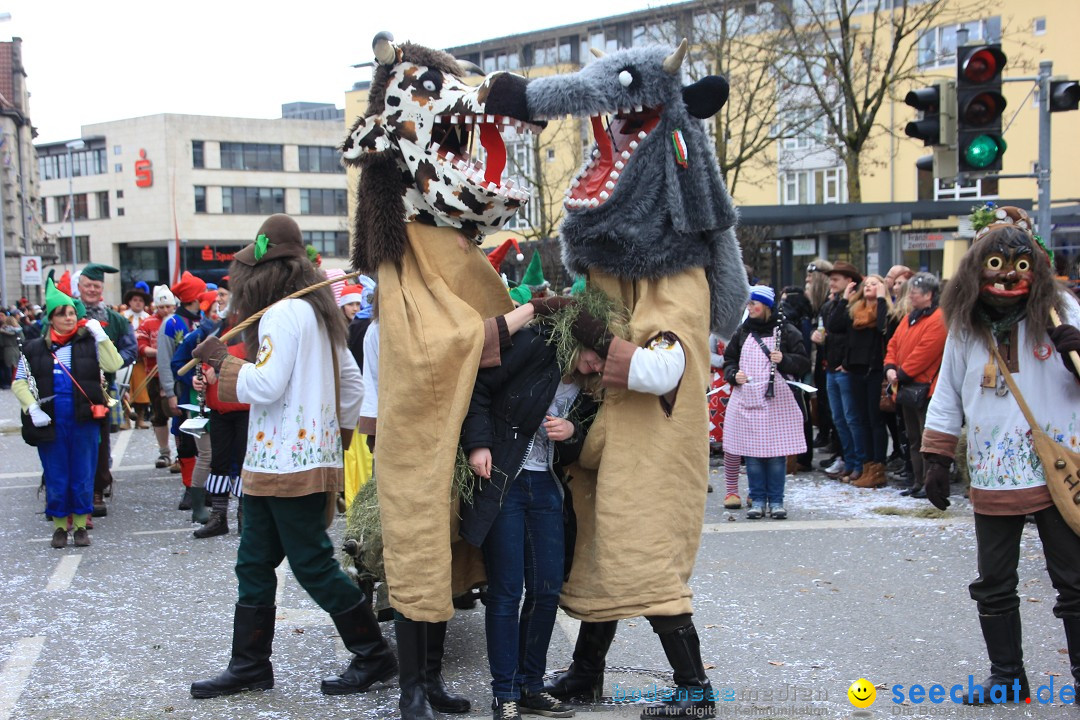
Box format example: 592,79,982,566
176,270,363,376
1050,307,1080,376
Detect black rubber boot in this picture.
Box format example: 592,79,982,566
963,611,1031,704
189,487,210,524
193,511,229,539
178,486,192,511
396,618,436,720
1063,616,1080,705
320,600,398,695
190,604,275,698
639,622,715,719
425,621,470,713
544,620,618,701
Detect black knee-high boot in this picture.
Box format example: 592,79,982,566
425,620,470,712
396,618,436,720
963,611,1030,704
190,604,275,698
544,620,618,701
639,620,714,719
320,600,398,695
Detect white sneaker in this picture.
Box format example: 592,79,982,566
825,458,846,476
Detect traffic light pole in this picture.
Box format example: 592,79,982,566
1037,60,1052,248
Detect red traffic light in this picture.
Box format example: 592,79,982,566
961,46,1007,84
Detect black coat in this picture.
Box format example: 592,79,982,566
20,330,106,446
844,297,897,374
459,327,597,547
823,296,851,370
723,315,811,386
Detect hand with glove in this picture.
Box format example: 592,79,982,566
29,403,51,428
1049,323,1080,379
529,296,576,317
571,307,614,358
192,335,229,373
84,318,110,343
923,452,952,510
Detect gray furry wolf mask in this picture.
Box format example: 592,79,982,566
526,40,747,337
341,32,544,273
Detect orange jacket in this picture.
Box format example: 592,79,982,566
884,306,947,394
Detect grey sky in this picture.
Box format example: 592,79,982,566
8,0,673,144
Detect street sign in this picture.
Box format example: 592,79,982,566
20,255,42,285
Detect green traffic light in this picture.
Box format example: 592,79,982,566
964,134,1006,169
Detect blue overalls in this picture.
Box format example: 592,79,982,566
38,351,99,518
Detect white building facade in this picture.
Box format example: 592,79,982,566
37,113,349,300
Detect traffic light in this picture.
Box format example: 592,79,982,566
956,44,1007,174
904,80,957,179
1049,80,1080,112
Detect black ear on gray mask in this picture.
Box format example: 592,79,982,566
682,75,729,119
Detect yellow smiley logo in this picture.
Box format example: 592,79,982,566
848,678,876,708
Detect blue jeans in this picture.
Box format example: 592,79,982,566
481,469,565,699
826,370,865,472
745,456,787,505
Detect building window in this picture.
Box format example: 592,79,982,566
96,191,110,219
113,145,122,155
302,230,349,258
36,148,109,180
298,146,345,173
64,193,89,220
220,142,284,171
299,188,347,216
193,140,204,169
115,163,122,173
57,236,90,265
194,186,207,213
779,168,845,205
917,17,1001,69
117,207,125,217
221,187,285,214
1033,17,1046,35
934,176,999,201
116,189,123,199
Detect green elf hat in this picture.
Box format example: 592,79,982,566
508,285,532,305
520,251,548,290
79,263,119,282
44,277,76,318
570,275,586,296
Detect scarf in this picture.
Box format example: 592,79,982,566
50,320,86,347
907,301,938,327
976,303,1028,343
851,299,878,329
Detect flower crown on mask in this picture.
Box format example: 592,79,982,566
970,202,1053,266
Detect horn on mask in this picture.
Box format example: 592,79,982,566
373,31,398,66
662,38,689,75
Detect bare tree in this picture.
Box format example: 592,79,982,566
774,0,959,263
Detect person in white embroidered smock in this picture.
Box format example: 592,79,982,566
721,285,810,520
921,205,1080,705
189,214,397,701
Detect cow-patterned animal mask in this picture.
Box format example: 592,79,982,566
343,32,543,242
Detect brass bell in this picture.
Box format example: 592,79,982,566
1055,459,1067,469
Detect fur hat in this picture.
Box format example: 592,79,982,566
822,261,863,284
234,214,309,266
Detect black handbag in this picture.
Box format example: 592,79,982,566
895,381,931,408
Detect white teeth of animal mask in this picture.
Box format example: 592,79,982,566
592,149,600,158
464,116,474,124
487,182,498,192
446,152,456,162
634,105,643,113
599,191,609,200
629,141,638,150
589,198,599,208
605,181,615,190
450,116,460,124
614,161,624,170
994,283,1005,290
431,142,441,153
486,114,495,123
564,189,573,197
621,151,631,160
571,179,580,188
637,131,647,140
609,171,619,180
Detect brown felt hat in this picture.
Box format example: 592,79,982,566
234,214,310,266
821,260,863,284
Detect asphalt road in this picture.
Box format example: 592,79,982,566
0,388,1074,720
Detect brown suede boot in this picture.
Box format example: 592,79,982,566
854,462,886,488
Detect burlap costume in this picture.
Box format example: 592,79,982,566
560,268,710,621
376,222,512,622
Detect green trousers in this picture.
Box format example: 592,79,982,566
236,492,363,615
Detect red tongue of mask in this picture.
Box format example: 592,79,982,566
478,122,506,186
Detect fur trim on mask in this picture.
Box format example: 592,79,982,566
351,152,408,273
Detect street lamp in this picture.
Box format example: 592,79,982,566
65,139,85,272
